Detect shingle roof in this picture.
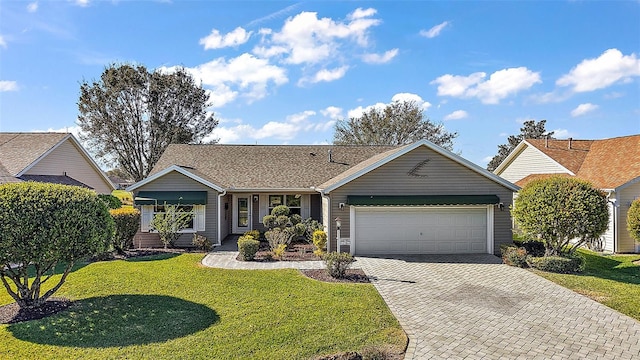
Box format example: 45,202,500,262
526,135,640,189
0,132,69,175
149,144,398,190
19,174,92,189
0,162,21,184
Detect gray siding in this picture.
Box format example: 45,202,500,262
25,138,113,193
133,171,219,247
619,183,640,253
327,146,514,255
498,145,568,183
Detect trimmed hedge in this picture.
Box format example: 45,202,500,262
527,254,585,273
109,207,140,254
99,194,123,209
500,245,528,268
513,238,546,257
238,235,260,261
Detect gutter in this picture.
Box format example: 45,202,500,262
606,190,617,253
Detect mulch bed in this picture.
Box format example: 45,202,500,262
0,297,73,324
301,269,370,284
237,241,320,262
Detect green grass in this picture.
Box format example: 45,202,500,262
0,254,406,359
534,249,640,320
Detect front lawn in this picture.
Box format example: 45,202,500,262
534,249,640,321
0,254,406,359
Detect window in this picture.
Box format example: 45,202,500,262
269,194,301,216
141,204,205,233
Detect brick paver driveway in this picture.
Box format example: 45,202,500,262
356,254,640,360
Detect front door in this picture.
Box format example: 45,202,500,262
232,194,252,234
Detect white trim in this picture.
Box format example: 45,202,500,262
127,165,224,192
225,188,315,193
487,205,494,255
17,134,116,191
615,176,640,192
321,139,519,193
350,205,356,255
494,140,575,176
217,190,226,246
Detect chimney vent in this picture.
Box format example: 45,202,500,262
328,150,333,163
568,138,572,149
545,136,548,148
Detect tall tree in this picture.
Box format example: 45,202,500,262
333,100,458,150
78,64,218,181
486,119,554,171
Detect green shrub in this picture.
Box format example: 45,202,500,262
265,228,290,252
272,243,287,259
303,218,324,242
237,236,260,261
628,199,640,243
313,230,327,256
243,230,261,241
0,182,114,308
192,234,212,251
109,207,141,254
527,254,585,273
513,238,546,257
323,252,355,278
271,205,290,217
150,203,192,249
262,215,276,229
290,213,302,225
99,193,123,209
500,245,529,268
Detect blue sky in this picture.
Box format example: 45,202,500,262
1,1,639,168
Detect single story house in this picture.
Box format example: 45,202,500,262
494,134,639,253
127,140,519,255
0,132,114,194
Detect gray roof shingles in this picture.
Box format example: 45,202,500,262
150,144,399,190
0,132,69,175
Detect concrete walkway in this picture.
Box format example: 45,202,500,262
201,240,324,270
356,254,640,360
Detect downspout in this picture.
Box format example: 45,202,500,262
216,189,227,247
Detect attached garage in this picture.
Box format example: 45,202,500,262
352,206,491,255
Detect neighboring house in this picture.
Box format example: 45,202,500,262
494,135,640,253
127,140,518,255
0,132,114,194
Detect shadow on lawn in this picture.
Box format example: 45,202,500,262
579,252,640,285
125,252,181,262
8,294,219,347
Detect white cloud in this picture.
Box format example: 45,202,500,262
199,27,252,50
254,8,381,65
0,35,7,48
551,128,575,139
301,66,349,85
420,21,450,38
604,91,624,99
74,0,89,7
27,2,38,13
287,110,316,124
362,48,399,64
165,53,288,107
570,103,599,117
321,106,343,119
391,93,431,110
0,80,18,92
348,93,431,118
431,67,541,104
444,110,468,121
557,49,640,92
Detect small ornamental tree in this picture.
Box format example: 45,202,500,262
150,203,192,249
98,194,123,209
262,205,306,251
512,176,609,256
627,199,640,244
0,183,114,309
109,207,141,254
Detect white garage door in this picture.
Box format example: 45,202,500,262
354,207,488,255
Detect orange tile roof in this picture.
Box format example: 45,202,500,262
515,173,572,188
526,135,640,189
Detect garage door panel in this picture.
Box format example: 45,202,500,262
355,207,488,255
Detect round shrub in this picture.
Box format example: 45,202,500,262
238,235,260,261
0,182,114,308
271,205,290,217
109,207,140,254
192,233,212,251
322,252,355,278
527,254,585,274
243,230,261,241
312,230,327,256
98,194,123,209
627,199,640,243
500,245,529,268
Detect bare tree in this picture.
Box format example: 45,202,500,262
333,100,457,150
78,64,218,181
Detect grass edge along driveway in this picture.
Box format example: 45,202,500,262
0,254,406,360
535,249,640,321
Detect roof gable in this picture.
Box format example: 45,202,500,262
320,140,519,193
526,138,594,174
